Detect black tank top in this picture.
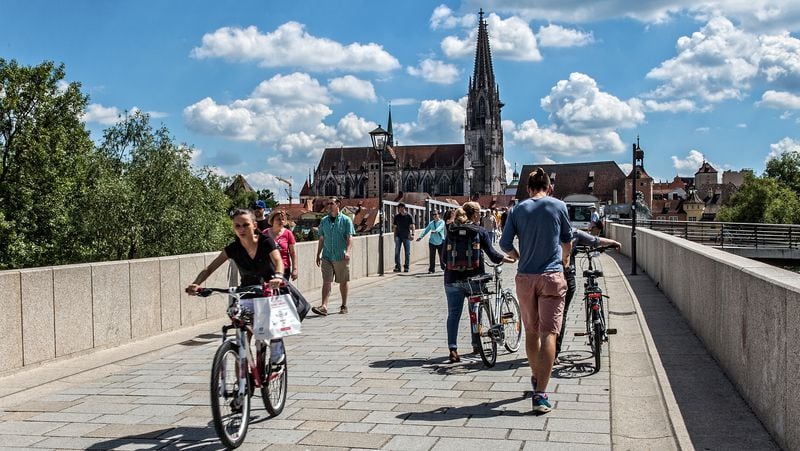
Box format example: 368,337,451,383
224,234,279,286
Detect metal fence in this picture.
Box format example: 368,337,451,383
615,219,800,249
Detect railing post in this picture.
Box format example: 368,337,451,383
754,224,758,248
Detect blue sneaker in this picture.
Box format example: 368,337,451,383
532,392,552,414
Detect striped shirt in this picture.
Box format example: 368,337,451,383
319,213,355,261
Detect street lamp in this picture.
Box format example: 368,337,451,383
465,166,474,198
631,137,644,275
370,125,389,276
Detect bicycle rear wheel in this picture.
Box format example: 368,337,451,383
592,312,603,372
500,291,522,353
210,341,250,449
262,350,288,416
477,302,497,367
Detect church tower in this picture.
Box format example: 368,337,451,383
464,9,505,196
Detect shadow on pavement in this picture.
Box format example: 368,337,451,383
395,392,532,420
608,251,779,450
86,425,220,450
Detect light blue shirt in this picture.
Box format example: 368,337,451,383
418,219,445,246
319,213,355,261
500,196,572,274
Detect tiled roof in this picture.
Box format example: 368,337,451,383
516,161,626,202
696,161,718,174
316,144,465,172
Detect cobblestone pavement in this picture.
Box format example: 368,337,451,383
0,252,775,450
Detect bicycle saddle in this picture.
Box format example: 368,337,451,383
583,270,604,278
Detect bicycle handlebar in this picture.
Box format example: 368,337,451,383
197,285,265,298
574,244,618,255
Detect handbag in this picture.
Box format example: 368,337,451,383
285,280,310,321
252,293,302,341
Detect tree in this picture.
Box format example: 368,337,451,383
765,150,800,195
256,188,279,208
0,59,95,269
717,173,800,224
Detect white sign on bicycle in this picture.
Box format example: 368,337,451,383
253,294,302,341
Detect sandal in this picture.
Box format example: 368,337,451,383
339,305,348,314
311,305,328,316
448,350,460,363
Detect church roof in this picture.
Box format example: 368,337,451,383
316,144,465,172
696,161,718,174
516,161,626,202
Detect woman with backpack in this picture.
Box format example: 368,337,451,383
442,201,515,363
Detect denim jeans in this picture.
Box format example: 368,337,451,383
394,236,411,269
444,280,482,350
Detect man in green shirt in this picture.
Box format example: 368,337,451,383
313,198,355,316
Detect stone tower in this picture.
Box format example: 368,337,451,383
464,9,505,196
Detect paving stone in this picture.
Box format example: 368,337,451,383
370,423,432,436
431,437,522,451
382,435,439,450
547,418,610,434
288,408,370,422
300,430,391,449
549,431,611,445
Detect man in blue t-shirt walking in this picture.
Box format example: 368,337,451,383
500,168,572,414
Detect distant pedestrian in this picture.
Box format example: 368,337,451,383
393,203,415,272
251,200,270,232
265,210,298,281
313,198,354,316
480,209,498,242
589,206,601,236
416,210,445,273
500,168,572,414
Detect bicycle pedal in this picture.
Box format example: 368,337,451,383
607,328,617,335
574,332,586,336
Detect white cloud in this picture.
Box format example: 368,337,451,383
617,162,633,176
430,5,476,30
695,126,711,133
767,137,800,161
641,98,698,113
252,72,330,105
328,75,377,102
407,59,460,84
737,123,748,128
83,103,120,125
670,149,716,175
440,12,542,61
394,97,467,145
191,22,401,72
536,24,594,48
458,1,800,32
758,32,800,87
390,98,417,106
335,112,376,143
757,90,800,109
541,72,645,134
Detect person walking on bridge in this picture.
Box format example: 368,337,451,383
313,197,354,316
500,168,572,414
416,210,445,273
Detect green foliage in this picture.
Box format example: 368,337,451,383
256,188,278,208
0,60,234,269
717,172,800,224
765,150,800,195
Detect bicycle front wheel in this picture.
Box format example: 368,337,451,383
477,302,497,367
262,350,288,416
592,312,603,372
500,291,522,353
210,341,250,449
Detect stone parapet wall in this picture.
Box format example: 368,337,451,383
0,233,428,373
607,222,800,451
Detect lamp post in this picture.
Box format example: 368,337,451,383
465,166,474,198
631,137,644,275
370,125,389,276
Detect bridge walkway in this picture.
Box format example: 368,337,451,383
0,252,776,450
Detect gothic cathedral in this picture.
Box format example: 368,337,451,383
305,10,505,199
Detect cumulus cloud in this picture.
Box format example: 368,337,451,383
328,75,377,102
508,73,643,160
757,90,800,109
458,1,800,32
393,97,467,145
641,98,698,113
695,126,711,133
83,104,167,125
669,149,726,175
536,24,595,48
191,22,400,72
430,5,476,30
407,59,460,84
767,137,800,162
439,11,542,61
390,98,417,106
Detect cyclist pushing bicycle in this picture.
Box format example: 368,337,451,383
442,201,516,364
185,208,287,365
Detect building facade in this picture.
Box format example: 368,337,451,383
305,10,505,199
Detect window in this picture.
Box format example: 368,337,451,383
478,138,485,163
422,176,434,195
438,176,450,195
404,176,416,192
324,179,337,196
669,216,678,221
383,174,395,193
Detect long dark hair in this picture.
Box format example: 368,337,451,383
528,167,551,192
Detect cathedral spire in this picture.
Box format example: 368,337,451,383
386,103,394,147
472,9,495,92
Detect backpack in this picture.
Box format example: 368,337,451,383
445,223,482,271
596,215,605,231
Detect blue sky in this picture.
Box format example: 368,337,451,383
3,0,800,201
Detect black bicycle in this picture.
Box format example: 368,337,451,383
467,262,523,367
574,245,617,372
198,285,289,449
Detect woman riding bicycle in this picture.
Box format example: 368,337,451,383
185,208,286,363
442,201,515,363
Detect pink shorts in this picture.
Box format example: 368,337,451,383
515,272,567,336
